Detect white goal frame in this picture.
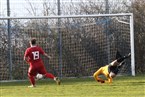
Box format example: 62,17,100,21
0,13,135,76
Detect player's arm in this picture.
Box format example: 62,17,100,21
39,47,52,59
93,67,105,83
44,53,51,59
23,56,30,64
24,56,28,62
105,77,112,84
24,49,30,63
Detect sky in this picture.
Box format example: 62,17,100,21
0,0,93,16
0,0,67,16
0,0,71,16
0,0,45,16
0,0,132,17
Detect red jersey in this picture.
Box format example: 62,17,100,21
24,46,45,64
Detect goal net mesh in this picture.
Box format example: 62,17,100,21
0,15,132,80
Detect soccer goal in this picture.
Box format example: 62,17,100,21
0,13,135,80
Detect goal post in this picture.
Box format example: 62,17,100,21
129,13,135,76
0,13,135,80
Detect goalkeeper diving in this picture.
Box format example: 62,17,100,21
93,51,131,83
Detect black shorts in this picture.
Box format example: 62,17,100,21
108,65,119,75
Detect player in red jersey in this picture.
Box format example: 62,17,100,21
24,38,60,87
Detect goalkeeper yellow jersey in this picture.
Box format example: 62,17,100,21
93,65,113,83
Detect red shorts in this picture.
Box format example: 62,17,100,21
28,61,47,76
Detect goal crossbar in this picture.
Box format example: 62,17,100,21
0,13,133,19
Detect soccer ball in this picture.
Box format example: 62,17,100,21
36,73,44,80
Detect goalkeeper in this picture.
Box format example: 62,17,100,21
93,52,131,83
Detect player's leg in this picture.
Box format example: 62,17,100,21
28,74,36,87
110,53,131,66
93,67,105,83
38,66,55,79
53,77,61,85
109,72,116,78
28,67,37,87
38,66,61,85
102,65,113,83
118,61,125,68
110,60,119,66
117,53,131,63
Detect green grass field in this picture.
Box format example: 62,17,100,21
1,75,145,97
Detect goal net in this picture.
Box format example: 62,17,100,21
0,13,135,80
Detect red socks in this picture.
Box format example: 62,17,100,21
28,76,35,85
44,73,55,79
